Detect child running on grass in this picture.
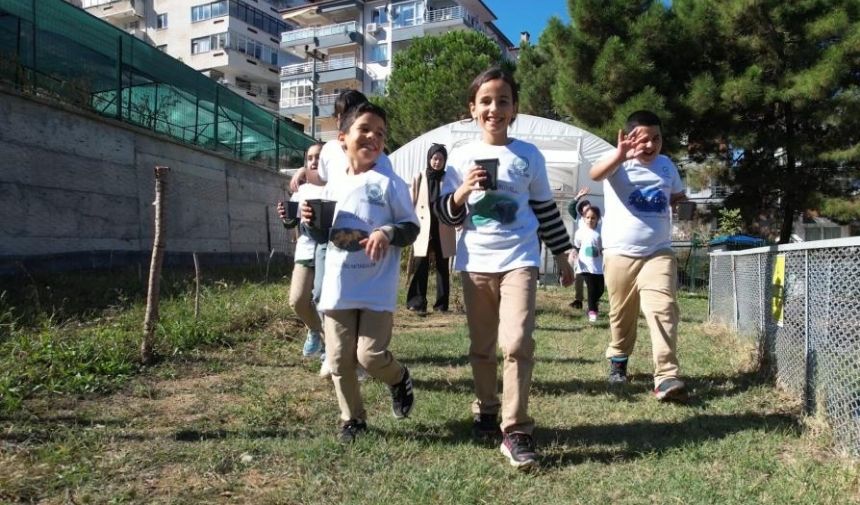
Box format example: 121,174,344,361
278,143,325,358
302,102,419,442
290,90,389,380
570,205,604,323
589,110,688,401
434,66,574,470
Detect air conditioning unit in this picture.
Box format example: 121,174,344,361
366,23,380,34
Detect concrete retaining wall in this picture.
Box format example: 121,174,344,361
0,88,294,269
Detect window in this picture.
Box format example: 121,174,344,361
229,0,287,37
232,33,279,66
191,33,228,54
156,13,168,29
191,1,226,22
371,6,388,24
391,1,423,28
281,79,313,106
369,44,388,62
370,79,387,96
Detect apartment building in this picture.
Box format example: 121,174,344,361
277,0,514,139
76,0,297,112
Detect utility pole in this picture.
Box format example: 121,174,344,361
305,44,326,139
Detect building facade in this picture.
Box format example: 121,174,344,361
277,0,513,139
76,0,293,112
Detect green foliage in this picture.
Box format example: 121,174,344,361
379,30,504,149
515,31,561,120
0,265,294,413
717,208,744,236
529,0,860,243
819,197,860,224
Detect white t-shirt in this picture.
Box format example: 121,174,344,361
442,139,553,273
291,183,325,262
573,225,603,274
318,139,393,185
601,154,684,257
317,163,418,313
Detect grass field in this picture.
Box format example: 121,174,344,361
1,266,858,504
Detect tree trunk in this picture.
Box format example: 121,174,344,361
779,103,797,244
142,165,169,364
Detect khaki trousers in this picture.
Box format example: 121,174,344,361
324,309,404,422
461,267,537,435
288,263,322,333
603,251,680,387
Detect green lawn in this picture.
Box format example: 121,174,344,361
1,267,858,504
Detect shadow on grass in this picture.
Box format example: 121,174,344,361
539,412,799,468
412,369,770,404
406,355,598,368
172,427,302,442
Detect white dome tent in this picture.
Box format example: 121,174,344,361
389,114,614,279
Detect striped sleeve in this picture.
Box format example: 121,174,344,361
530,199,572,255
434,193,467,226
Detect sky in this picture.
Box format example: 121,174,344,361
483,0,571,46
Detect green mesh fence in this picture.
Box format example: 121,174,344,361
0,0,313,170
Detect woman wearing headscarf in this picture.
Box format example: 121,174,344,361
406,143,456,313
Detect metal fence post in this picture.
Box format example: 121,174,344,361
708,255,714,319
731,255,739,331
804,250,813,413
116,35,123,120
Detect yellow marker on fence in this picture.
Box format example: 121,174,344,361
771,254,785,327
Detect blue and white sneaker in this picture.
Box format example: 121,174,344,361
302,330,323,357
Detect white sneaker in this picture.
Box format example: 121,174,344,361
319,356,332,378
587,311,598,323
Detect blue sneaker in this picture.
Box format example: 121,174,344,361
302,330,323,357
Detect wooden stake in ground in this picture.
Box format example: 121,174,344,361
142,165,169,364
192,252,200,319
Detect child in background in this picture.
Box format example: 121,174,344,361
278,143,325,357
570,206,604,323
566,186,591,310
303,102,419,442
434,66,574,470
589,110,687,401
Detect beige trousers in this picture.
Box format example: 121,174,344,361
603,251,680,387
461,267,537,435
288,263,322,333
324,309,404,422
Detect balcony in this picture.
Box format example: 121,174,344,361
279,55,362,84
279,92,338,117
392,5,482,42
281,21,362,56
83,0,143,24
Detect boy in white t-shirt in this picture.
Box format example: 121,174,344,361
590,110,688,402
302,102,419,442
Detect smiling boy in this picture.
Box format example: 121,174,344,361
304,102,420,442
589,110,688,402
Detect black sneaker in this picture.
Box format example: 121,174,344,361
569,300,583,310
500,432,538,470
472,413,501,439
390,368,414,419
654,378,687,402
339,419,367,443
608,356,628,384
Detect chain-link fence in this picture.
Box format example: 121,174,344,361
0,0,313,171
709,237,860,456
